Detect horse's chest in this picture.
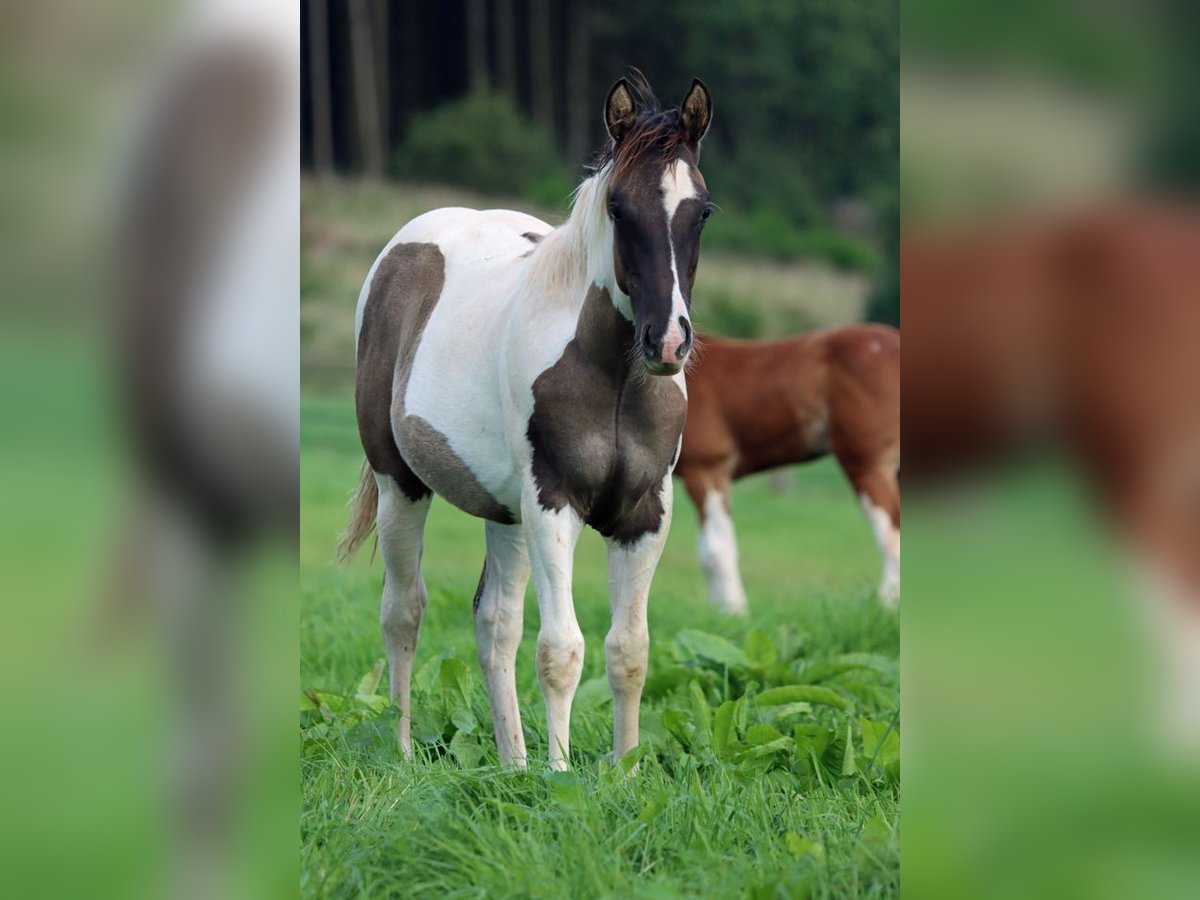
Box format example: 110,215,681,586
526,349,686,544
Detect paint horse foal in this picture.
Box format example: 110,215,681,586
675,327,900,613
339,74,714,769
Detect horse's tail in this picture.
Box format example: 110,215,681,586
337,460,378,564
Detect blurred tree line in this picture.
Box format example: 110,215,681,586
302,0,898,303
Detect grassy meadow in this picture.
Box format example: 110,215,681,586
301,177,897,897
301,396,898,898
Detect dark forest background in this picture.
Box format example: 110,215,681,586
301,0,900,323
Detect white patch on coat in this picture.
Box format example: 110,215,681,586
660,160,699,341
697,490,748,614
859,494,900,608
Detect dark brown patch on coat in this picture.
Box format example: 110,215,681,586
356,241,516,522
526,285,687,544
356,242,443,503
397,416,515,522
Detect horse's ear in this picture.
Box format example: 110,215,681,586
680,79,712,151
604,78,637,144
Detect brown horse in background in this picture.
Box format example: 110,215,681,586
902,201,1200,736
675,326,900,612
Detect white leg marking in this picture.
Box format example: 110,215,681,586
474,521,531,767
522,494,585,770
1133,561,1200,750
375,475,433,757
606,476,673,760
697,489,749,614
860,493,900,608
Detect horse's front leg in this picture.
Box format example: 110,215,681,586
606,475,673,760
522,490,584,770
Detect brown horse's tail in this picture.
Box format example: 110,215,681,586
337,460,378,564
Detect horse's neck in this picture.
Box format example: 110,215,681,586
524,167,627,343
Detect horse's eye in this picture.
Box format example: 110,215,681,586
608,202,623,221
701,206,712,221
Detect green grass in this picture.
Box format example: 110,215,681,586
301,394,899,898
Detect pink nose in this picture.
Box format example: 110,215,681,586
660,318,692,363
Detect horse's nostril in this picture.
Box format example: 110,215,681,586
677,316,693,358
640,323,656,352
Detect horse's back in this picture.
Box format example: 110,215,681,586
821,324,900,397
678,328,899,480
356,207,551,342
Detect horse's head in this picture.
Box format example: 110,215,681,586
603,73,712,376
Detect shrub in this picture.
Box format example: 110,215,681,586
394,91,566,196
696,289,766,339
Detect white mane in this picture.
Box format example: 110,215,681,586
517,162,621,308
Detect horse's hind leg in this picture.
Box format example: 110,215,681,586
474,521,531,766
375,473,432,757
846,461,900,608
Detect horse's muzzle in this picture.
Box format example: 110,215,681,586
641,316,693,375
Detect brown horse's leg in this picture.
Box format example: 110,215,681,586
845,462,900,607
683,468,749,614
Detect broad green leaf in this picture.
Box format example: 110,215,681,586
793,723,832,760
662,708,694,748
757,701,813,724
859,717,900,768
744,723,784,746
439,657,471,699
757,684,848,709
712,700,736,758
675,630,751,669
450,705,478,735
643,665,695,699
744,628,778,666
414,652,448,694
449,730,483,767
352,693,390,715
735,736,793,761
573,676,612,711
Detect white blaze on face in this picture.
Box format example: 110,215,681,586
860,494,900,608
658,160,698,360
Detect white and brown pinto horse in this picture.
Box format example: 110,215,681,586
675,326,901,613
338,74,714,769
